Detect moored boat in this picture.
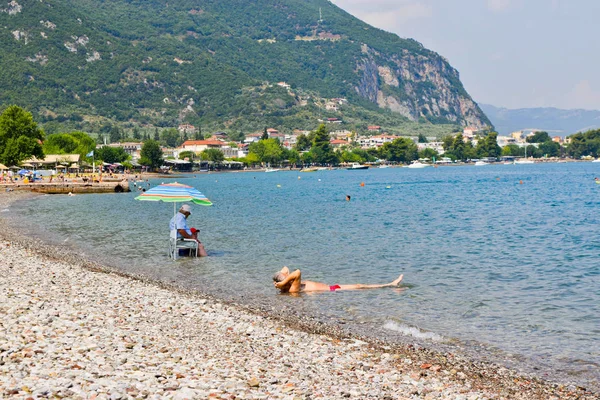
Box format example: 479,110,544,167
347,162,369,170
406,161,431,168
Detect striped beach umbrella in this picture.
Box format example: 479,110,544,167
135,182,212,217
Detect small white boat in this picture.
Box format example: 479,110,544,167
265,168,280,172
406,161,430,169
514,159,534,165
378,165,390,168
474,161,489,166
347,162,369,170
592,159,600,163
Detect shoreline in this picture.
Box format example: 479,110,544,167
0,192,596,399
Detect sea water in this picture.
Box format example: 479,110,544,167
8,162,600,389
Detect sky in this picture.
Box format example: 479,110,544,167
330,0,600,111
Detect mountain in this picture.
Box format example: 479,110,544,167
480,104,600,136
0,0,491,136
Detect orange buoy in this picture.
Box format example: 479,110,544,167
519,180,523,184
360,182,365,187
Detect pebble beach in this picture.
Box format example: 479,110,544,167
0,192,597,399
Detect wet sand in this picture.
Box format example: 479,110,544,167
0,191,596,399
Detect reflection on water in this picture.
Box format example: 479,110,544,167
9,163,600,388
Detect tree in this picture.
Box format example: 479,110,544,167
139,139,163,170
538,141,560,157
261,127,269,140
248,138,284,165
476,132,501,159
228,131,244,142
441,135,454,152
179,150,195,160
132,127,141,140
378,137,418,163
95,146,129,163
109,126,121,143
43,134,78,154
201,148,225,162
526,131,551,143
501,144,522,157
43,131,96,160
310,124,337,165
0,105,44,166
286,149,301,165
295,134,311,151
418,147,439,161
154,128,160,141
161,128,180,147
418,133,428,143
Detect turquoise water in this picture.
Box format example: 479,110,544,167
9,163,600,388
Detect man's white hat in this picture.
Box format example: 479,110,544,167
180,204,192,213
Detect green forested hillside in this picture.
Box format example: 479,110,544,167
0,0,489,136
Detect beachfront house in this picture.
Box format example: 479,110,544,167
417,141,445,154
357,134,397,149
100,142,143,161
330,139,349,150
244,133,262,144
180,139,228,153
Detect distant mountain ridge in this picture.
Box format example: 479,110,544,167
0,0,490,135
480,104,600,136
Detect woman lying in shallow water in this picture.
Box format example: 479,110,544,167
273,266,403,293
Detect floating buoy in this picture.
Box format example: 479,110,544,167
360,182,365,187
318,179,321,182
298,176,301,180
519,180,523,184
386,185,391,189
277,184,281,188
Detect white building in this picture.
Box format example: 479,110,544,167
357,135,398,149
417,141,445,154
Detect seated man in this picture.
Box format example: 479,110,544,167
273,266,403,293
169,204,208,257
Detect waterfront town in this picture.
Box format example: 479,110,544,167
23,123,571,171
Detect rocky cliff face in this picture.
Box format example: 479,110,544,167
356,45,490,128
0,0,491,132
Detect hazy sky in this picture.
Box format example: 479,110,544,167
330,0,600,110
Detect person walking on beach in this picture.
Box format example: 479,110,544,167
169,204,208,257
273,266,403,293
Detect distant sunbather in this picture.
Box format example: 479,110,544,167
273,266,403,293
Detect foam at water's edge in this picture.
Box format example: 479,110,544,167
383,321,444,342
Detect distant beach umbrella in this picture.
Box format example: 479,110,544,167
17,169,31,175
0,163,7,170
135,182,212,217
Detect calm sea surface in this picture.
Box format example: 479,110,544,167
7,162,600,388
